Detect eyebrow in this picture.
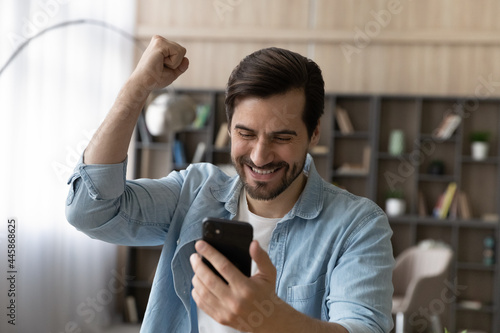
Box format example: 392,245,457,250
234,124,298,136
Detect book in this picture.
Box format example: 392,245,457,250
432,192,445,218
458,300,483,310
362,146,371,170
335,106,354,134
335,146,370,175
192,104,210,129
310,145,328,155
449,191,458,219
173,139,187,166
434,114,461,139
457,190,471,220
191,141,207,163
336,163,368,175
125,296,138,323
481,213,499,223
214,122,230,148
418,191,427,217
438,182,457,219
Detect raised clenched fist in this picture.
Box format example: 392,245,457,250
131,35,189,91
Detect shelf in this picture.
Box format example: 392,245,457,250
461,156,500,164
377,152,412,160
420,133,459,143
456,220,498,229
333,131,370,139
127,281,153,289
457,262,496,271
417,174,457,182
386,215,415,224
388,215,499,227
456,303,495,313
332,172,368,178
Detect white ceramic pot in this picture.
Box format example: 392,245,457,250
386,198,406,217
471,141,489,161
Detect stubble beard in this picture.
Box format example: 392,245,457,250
232,155,306,201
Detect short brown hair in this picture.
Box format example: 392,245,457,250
225,47,324,138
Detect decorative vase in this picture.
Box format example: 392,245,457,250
389,130,405,156
471,141,489,161
385,198,406,217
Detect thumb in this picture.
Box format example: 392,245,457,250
250,240,276,281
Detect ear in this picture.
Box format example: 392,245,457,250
308,121,321,148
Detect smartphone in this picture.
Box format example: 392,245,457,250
201,217,253,283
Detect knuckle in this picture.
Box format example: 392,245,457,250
205,275,218,290
150,35,162,46
219,311,239,326
230,299,245,316
238,285,253,300
217,257,233,275
196,284,210,299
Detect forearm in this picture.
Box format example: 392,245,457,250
84,76,151,164
83,35,188,165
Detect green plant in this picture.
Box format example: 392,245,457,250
385,189,404,200
444,329,467,333
469,130,490,142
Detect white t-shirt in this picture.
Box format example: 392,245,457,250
197,189,281,333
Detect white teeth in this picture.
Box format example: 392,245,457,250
252,167,276,175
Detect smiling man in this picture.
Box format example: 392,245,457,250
231,90,316,212
66,36,394,333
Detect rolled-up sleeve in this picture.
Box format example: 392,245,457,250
65,155,181,246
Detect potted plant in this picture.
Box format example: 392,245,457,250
428,159,445,175
470,131,490,161
385,189,406,217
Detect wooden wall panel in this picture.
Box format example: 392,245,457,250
135,0,500,96
137,0,310,29
169,41,310,88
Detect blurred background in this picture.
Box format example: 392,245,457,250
1,1,500,332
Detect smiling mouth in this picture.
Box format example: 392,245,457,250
251,167,278,175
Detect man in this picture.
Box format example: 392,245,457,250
66,36,394,333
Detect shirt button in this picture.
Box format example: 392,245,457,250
177,239,180,245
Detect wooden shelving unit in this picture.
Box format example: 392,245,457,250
124,90,500,332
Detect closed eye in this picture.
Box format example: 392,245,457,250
238,131,255,139
274,136,292,142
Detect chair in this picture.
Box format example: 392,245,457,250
392,244,454,333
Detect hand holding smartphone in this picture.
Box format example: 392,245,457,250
201,217,253,283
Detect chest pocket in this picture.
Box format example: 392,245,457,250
286,274,326,318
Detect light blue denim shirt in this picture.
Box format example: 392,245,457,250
66,154,394,333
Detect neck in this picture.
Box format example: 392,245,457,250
246,173,307,218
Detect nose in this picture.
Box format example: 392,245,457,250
250,137,274,167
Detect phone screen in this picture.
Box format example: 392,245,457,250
201,217,253,283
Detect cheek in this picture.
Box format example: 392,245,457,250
231,139,249,156
281,147,301,161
